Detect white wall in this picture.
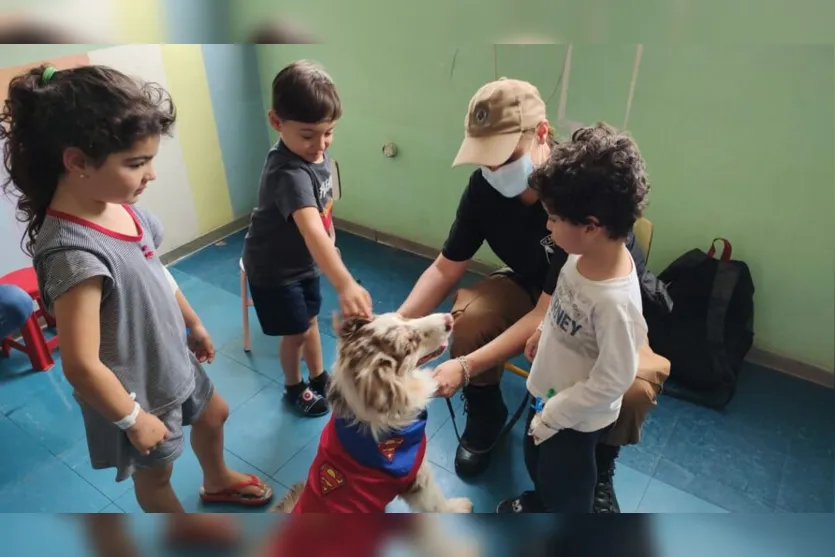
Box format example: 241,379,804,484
87,45,200,253
0,184,33,276
0,44,202,277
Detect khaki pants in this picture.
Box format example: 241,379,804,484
450,274,670,447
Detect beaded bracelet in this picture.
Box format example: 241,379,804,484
456,356,471,387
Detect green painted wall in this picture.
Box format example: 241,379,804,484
255,44,834,372
4,3,832,372
230,0,835,43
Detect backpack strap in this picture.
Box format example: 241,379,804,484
705,261,743,403
707,238,732,262
705,262,742,345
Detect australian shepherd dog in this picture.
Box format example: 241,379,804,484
272,312,473,514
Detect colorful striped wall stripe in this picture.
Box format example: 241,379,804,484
160,44,235,234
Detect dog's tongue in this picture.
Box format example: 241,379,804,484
418,343,448,366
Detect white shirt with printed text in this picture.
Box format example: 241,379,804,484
527,254,647,434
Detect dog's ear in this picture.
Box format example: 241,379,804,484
332,311,372,339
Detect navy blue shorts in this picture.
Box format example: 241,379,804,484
248,276,322,336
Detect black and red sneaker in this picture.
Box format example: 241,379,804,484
284,383,329,417
308,371,330,399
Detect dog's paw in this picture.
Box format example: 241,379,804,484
445,497,474,513
270,482,305,513
424,376,439,398
410,371,439,402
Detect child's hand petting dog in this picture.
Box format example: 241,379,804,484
338,280,372,318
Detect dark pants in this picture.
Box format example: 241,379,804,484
523,408,612,513
248,276,322,336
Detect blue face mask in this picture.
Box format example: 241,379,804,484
480,154,535,198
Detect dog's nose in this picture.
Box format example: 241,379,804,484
443,313,454,331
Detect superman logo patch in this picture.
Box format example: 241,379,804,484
378,437,404,462
319,462,345,495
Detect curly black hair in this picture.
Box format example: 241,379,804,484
529,122,649,240
0,64,176,256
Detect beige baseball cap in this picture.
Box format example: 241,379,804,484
452,77,548,167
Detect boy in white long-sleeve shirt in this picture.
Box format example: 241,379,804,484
498,122,650,513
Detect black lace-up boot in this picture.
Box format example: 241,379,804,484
454,384,508,478
593,444,621,513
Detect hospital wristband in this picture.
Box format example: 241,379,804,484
114,393,140,431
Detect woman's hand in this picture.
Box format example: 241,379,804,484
432,359,467,397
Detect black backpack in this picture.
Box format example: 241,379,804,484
644,239,755,409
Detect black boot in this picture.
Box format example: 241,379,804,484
593,444,621,513
454,384,508,478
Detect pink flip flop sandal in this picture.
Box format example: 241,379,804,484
199,474,274,506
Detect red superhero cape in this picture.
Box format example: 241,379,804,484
292,411,428,513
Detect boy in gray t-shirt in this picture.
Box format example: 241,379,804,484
242,60,371,417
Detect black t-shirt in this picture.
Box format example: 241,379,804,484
243,141,334,287
442,169,646,297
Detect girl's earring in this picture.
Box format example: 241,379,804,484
79,174,86,179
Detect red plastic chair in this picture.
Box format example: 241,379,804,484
0,267,59,371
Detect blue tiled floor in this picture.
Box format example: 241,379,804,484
0,229,832,519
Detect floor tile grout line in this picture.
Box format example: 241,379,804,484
640,473,743,513
270,435,322,484
4,404,88,462
216,346,280,380
222,443,294,481
212,352,280,403
426,416,452,441
205,349,328,480
97,499,125,513
651,455,779,513
772,449,791,512
2,392,141,510
220,380,297,479
648,414,679,479
0,372,65,417
223,384,278,425
643,451,661,478
44,432,118,509
633,474,652,512
217,339,339,381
